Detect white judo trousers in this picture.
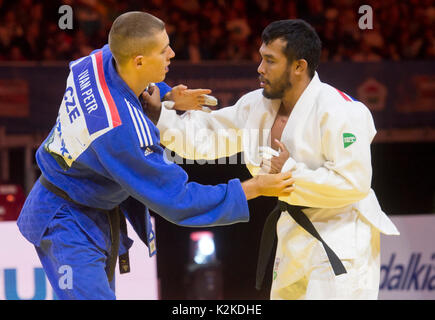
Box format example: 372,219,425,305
157,73,399,299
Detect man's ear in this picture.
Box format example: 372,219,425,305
133,55,144,68
293,59,308,76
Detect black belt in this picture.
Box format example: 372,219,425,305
255,201,347,290
39,176,130,282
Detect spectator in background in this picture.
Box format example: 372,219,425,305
351,38,382,62
0,11,17,60
75,0,102,38
225,6,251,61
9,46,25,61
201,5,226,59
186,28,202,63
420,29,435,59
71,30,93,59
24,22,43,60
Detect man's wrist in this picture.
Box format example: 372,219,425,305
146,102,163,125
241,176,260,200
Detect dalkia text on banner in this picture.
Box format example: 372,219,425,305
380,252,435,291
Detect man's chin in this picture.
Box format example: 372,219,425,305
262,89,276,99
154,74,166,83
262,85,289,100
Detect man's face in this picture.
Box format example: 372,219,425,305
140,29,175,82
257,39,292,99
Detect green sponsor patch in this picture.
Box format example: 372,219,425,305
343,133,356,148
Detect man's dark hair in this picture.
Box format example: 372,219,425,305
262,19,321,78
109,11,165,66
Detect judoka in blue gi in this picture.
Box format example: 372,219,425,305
17,12,295,299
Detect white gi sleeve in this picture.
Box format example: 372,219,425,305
156,95,250,160
280,101,376,208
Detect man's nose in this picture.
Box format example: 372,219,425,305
257,60,265,75
168,46,175,59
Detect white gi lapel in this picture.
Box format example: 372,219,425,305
281,73,322,160
242,94,280,175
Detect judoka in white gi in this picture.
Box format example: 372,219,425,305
146,19,400,300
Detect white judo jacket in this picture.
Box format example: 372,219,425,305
157,72,399,267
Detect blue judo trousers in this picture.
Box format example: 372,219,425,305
17,45,249,299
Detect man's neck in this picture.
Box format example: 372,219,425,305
281,76,311,115
115,63,148,97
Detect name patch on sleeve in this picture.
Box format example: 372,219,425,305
44,50,122,169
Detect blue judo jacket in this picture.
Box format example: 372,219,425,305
17,44,249,256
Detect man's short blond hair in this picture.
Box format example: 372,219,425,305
109,11,165,66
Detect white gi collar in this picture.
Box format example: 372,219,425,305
288,72,322,121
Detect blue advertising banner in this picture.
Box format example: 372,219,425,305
0,61,434,135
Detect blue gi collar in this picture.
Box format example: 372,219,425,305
103,45,143,109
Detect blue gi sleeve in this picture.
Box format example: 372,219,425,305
91,126,249,227
155,82,172,100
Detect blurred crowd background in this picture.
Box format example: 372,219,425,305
0,0,434,63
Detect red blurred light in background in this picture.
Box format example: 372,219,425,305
0,184,25,221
